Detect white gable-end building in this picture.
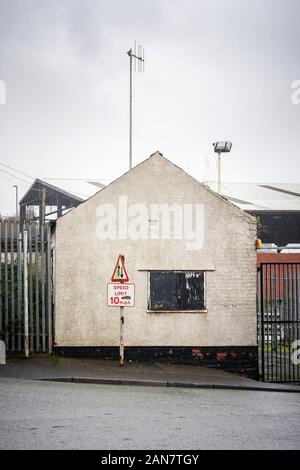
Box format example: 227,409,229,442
53,152,258,376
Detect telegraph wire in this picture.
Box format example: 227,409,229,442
0,160,34,181
0,167,32,185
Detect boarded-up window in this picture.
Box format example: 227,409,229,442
148,272,205,311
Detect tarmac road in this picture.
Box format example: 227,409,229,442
0,377,299,450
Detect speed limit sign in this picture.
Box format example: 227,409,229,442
107,283,135,307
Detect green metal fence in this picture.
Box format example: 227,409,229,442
0,221,52,355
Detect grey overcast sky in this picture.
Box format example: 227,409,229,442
0,0,299,215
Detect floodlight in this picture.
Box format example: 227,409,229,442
213,141,232,153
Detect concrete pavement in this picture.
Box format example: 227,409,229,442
1,356,300,393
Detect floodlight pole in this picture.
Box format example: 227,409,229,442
217,152,221,194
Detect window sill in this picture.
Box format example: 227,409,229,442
147,309,208,314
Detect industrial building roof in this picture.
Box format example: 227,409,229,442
42,178,107,200
207,182,300,211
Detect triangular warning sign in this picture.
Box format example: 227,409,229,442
111,254,129,282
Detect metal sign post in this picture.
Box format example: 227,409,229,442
119,256,126,367
108,254,135,367
120,303,125,367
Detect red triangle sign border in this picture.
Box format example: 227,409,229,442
111,254,129,282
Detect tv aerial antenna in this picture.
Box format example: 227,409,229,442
127,41,145,170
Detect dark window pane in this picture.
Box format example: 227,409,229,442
149,271,204,311
149,272,176,310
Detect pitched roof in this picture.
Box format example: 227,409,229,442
19,178,84,206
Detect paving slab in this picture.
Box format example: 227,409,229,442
0,356,299,393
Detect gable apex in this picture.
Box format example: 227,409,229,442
149,150,164,159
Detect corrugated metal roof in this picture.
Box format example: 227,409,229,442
207,182,300,211
43,179,107,200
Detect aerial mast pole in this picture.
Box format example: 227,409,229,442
127,42,145,170
128,49,133,171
